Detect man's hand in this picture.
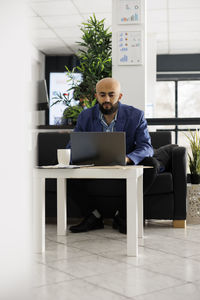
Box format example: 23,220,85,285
126,156,132,165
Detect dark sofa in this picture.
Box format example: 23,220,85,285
37,131,187,226
144,132,187,227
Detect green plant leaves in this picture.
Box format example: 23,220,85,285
63,105,83,123
64,13,112,103
185,130,200,175
51,91,71,107
55,14,112,122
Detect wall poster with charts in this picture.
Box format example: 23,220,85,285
118,31,142,65
118,0,141,24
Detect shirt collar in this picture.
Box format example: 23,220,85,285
99,110,118,123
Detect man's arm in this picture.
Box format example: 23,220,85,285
73,111,85,132
126,112,153,165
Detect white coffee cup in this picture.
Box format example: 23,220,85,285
57,149,71,165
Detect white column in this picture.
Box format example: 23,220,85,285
146,34,157,118
112,0,146,111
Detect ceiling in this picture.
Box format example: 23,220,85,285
29,0,200,56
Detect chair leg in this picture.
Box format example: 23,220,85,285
173,220,186,228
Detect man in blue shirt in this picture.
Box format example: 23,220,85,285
69,77,156,234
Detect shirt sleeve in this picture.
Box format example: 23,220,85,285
126,111,154,165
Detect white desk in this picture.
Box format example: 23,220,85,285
33,166,143,256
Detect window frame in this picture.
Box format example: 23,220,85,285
156,74,200,143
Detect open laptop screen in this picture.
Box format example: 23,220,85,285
70,132,126,166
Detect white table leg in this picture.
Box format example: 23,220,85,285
57,178,67,235
137,169,143,238
33,177,45,253
127,175,138,256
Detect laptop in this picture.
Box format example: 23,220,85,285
70,132,126,166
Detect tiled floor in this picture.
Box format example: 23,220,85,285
33,221,200,300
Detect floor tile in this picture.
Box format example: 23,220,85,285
100,246,181,267
33,278,130,300
85,267,184,298
140,257,200,282
145,222,200,244
134,282,200,300
190,254,200,262
32,263,74,287
69,236,126,254
91,225,127,240
34,243,91,264
47,230,96,245
143,234,200,257
47,253,132,279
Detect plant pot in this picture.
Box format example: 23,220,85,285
187,184,200,224
190,174,200,184
61,117,76,126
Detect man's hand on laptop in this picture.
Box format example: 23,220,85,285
126,156,133,165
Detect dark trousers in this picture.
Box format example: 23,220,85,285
68,157,159,219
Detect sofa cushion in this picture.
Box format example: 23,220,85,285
150,131,171,149
147,172,173,195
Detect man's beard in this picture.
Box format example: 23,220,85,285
99,102,119,115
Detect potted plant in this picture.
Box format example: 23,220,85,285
69,14,112,102
51,14,112,124
62,98,96,125
185,130,200,184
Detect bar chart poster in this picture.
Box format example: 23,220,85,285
118,0,141,24
118,31,142,65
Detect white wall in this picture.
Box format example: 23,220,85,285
31,46,45,81
146,34,157,118
0,3,45,298
0,1,32,299
112,0,146,111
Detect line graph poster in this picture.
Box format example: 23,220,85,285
118,31,142,65
118,0,141,24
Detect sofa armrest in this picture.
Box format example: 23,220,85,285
172,146,187,219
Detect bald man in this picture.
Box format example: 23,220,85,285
69,77,156,234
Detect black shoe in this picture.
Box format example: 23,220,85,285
112,214,126,234
69,214,104,233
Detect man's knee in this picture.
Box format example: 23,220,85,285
140,157,159,194
140,156,159,170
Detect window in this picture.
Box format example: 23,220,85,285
178,81,200,157
155,81,175,118
178,81,200,118
49,72,82,125
154,79,200,145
